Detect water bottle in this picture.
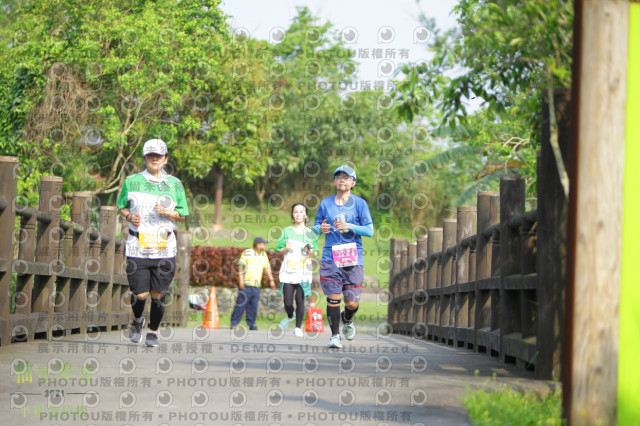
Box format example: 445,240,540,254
335,213,348,233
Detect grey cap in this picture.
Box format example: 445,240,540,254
253,237,268,246
333,164,357,181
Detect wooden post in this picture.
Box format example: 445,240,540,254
176,230,191,328
15,197,36,341
426,229,442,292
475,192,499,353
86,201,102,329
468,240,476,283
537,89,571,380
440,218,456,343
499,175,524,361
111,217,128,329
520,218,537,343
393,239,407,327
414,234,428,326
490,226,501,341
455,206,476,347
54,218,73,335
406,241,417,327
71,192,91,334
564,0,628,422
388,239,398,324
33,176,63,339
99,206,117,330
434,241,444,341
0,156,18,346
468,240,476,327
399,240,409,332
426,228,442,337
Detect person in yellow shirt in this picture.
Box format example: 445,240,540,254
230,237,276,330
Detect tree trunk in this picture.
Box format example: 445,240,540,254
212,166,224,230
256,176,267,214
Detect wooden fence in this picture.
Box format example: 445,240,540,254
0,155,191,346
388,175,543,371
387,90,569,379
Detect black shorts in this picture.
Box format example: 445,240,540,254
126,257,176,295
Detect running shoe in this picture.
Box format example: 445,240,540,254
341,310,357,341
279,313,295,330
129,316,145,343
328,334,342,348
145,332,158,347
293,327,303,337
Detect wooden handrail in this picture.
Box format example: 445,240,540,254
0,157,190,347
387,175,542,374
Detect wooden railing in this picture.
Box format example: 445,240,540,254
388,175,544,371
387,89,569,380
0,156,191,346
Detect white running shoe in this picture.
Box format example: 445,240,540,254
293,327,303,337
328,334,342,348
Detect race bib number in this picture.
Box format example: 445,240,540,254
287,259,304,272
332,243,358,267
139,232,168,249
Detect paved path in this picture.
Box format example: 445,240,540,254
1,327,555,425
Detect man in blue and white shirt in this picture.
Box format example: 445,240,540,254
314,165,374,348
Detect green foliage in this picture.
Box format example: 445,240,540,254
394,1,573,205
397,0,573,130
462,377,563,425
251,7,359,207
0,0,234,200
1,2,508,233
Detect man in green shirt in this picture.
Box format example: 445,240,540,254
117,138,189,347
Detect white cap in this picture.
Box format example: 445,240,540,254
142,139,168,156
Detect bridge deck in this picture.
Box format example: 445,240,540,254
0,328,556,425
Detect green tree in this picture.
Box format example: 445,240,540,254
254,7,358,211
171,37,277,228
0,0,242,206
395,0,573,202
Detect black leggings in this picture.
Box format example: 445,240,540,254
282,283,305,328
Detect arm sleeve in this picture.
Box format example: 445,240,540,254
116,179,130,210
313,202,325,235
275,228,287,252
358,198,374,226
174,180,189,216
349,223,374,237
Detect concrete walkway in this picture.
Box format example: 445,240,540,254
1,327,555,425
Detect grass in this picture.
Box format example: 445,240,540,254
187,298,388,331
462,374,563,425
189,203,402,287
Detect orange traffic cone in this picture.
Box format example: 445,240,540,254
202,286,220,329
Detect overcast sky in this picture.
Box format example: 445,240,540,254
219,0,460,90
